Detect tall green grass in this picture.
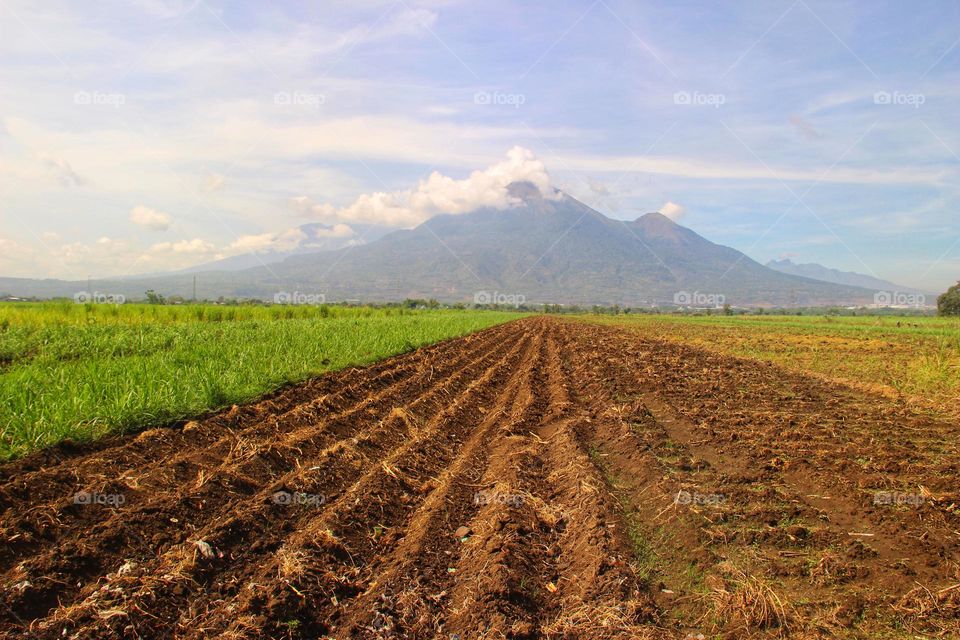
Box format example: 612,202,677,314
0,303,520,459
0,300,398,327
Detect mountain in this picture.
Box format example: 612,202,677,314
0,185,879,307
765,259,929,295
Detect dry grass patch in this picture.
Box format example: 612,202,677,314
707,566,793,632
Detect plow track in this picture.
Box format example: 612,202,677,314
1,317,957,639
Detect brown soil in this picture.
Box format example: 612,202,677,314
1,317,957,639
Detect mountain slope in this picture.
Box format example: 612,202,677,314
248,187,874,305
0,186,878,306
766,259,929,295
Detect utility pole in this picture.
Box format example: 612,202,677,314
193,275,197,302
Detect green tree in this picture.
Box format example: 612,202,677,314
938,281,960,316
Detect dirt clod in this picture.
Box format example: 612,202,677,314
0,317,957,639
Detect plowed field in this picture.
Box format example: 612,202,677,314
2,317,958,639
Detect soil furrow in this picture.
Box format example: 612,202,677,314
201,325,536,639
0,323,525,635
2,316,957,640
558,318,960,637
330,322,548,638
0,322,512,511
25,323,530,639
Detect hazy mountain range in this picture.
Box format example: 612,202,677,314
766,259,930,296
0,184,913,307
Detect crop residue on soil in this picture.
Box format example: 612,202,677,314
1,317,958,639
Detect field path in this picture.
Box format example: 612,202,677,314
1,317,957,639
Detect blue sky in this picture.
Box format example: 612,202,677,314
0,0,957,291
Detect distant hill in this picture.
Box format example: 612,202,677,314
766,259,930,296
0,184,878,307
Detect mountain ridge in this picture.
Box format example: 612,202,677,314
765,258,930,296
0,187,885,306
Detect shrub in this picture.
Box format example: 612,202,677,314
938,282,960,316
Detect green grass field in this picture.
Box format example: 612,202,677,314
584,313,960,418
0,302,521,459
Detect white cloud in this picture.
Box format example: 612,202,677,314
305,146,559,228
150,238,215,254
56,237,139,275
587,179,610,196
556,152,944,187
4,223,352,279
227,227,306,254
50,235,221,276
290,197,336,218
658,201,685,220
0,237,42,278
202,173,226,192
130,0,203,20
0,1,953,292
2,114,571,203
313,223,354,238
424,105,459,116
40,155,86,187
789,115,823,140
129,205,172,231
